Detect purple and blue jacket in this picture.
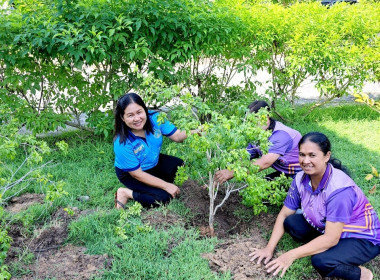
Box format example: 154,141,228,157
285,164,380,246
247,121,302,176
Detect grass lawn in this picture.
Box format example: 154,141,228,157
4,103,380,280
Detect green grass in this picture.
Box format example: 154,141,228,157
5,103,380,280
67,210,227,280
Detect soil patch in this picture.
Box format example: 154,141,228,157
5,193,44,213
202,237,269,280
202,235,326,280
14,244,109,280
6,207,109,280
142,210,185,231
180,180,276,238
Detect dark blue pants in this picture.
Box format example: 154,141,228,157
284,214,380,280
115,154,183,208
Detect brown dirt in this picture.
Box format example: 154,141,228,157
202,237,270,280
15,244,109,280
5,193,44,213
142,209,185,231
5,200,109,280
180,179,276,238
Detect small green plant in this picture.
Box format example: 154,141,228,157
115,202,152,240
174,166,188,187
0,265,11,280
63,207,75,216
366,165,379,195
0,105,69,201
0,225,12,280
45,181,68,203
241,173,292,214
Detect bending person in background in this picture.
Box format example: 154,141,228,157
249,132,380,280
215,100,302,184
113,93,196,209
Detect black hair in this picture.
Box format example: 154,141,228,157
248,100,276,131
114,93,154,144
298,132,350,175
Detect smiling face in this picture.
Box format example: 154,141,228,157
299,140,331,178
121,102,147,134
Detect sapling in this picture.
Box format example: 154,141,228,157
164,95,272,236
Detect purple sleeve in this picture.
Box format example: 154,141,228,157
268,130,293,155
284,179,301,210
246,143,263,159
326,187,356,223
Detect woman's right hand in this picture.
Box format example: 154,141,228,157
164,183,180,198
249,247,274,265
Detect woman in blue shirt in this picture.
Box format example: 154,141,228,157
113,93,195,209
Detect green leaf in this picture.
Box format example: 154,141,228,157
136,19,142,31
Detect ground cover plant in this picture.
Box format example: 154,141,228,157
1,103,379,279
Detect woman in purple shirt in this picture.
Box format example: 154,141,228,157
215,100,302,183
249,132,380,280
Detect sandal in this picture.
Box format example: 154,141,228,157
114,191,126,209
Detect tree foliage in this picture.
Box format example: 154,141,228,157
151,90,290,234
2,0,379,136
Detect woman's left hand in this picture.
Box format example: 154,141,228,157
214,169,234,184
265,252,295,277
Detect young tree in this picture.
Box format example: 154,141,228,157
163,94,289,236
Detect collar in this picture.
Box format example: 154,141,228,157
302,163,332,194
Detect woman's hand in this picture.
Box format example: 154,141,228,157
164,183,180,198
249,247,274,265
265,251,295,277
214,169,234,184
190,125,205,136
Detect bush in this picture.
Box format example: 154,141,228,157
1,0,379,133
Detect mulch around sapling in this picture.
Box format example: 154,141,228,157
4,193,110,280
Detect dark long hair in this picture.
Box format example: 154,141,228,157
298,132,350,175
114,93,154,144
248,100,275,131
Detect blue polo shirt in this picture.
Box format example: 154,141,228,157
114,111,177,172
